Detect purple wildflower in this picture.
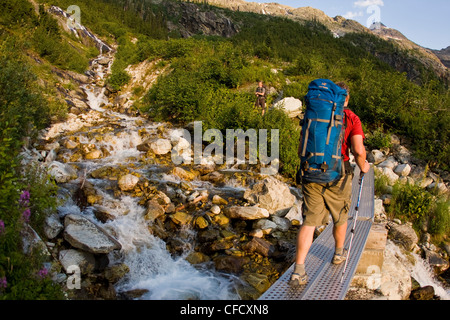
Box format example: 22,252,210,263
22,208,31,223
19,190,30,207
37,267,48,279
0,220,4,235
0,277,7,289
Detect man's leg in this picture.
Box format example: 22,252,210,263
290,182,327,286
332,222,348,264
325,175,352,264
295,225,315,265
290,225,314,285
333,222,347,250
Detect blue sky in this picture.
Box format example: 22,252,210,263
259,0,449,50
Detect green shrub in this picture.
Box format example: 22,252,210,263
21,165,60,236
0,0,35,27
389,182,433,230
259,109,301,178
32,5,90,73
0,151,64,299
107,70,131,91
374,170,391,196
0,128,22,253
0,156,64,299
282,81,308,101
0,248,65,300
389,181,450,238
365,126,392,150
0,35,66,300
0,39,50,140
428,197,450,237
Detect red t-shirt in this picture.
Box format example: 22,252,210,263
342,109,365,161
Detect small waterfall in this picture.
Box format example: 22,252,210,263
49,6,113,54
82,53,114,112
386,241,450,300
83,85,109,112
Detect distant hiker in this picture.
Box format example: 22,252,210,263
255,81,267,116
290,80,370,286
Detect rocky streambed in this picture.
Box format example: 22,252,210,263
20,49,305,300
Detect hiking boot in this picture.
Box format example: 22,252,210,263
289,272,308,286
332,249,347,265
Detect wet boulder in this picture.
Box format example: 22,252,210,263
47,161,78,183
44,213,64,239
243,176,296,215
144,200,166,222
150,138,172,155
213,255,250,274
225,206,270,220
59,249,96,274
63,214,122,254
242,237,275,257
118,174,140,191
387,221,418,252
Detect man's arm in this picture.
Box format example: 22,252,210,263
256,88,266,97
351,135,370,174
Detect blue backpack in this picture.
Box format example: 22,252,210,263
300,79,347,184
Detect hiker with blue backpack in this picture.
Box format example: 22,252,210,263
290,80,371,286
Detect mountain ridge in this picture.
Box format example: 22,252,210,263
432,46,450,68
185,0,449,83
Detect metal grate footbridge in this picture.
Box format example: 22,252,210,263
260,166,375,300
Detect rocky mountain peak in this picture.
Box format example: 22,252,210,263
167,1,239,38
432,46,450,68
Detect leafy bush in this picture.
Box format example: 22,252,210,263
0,39,51,140
349,59,450,170
387,181,450,239
374,170,391,196
365,126,392,150
32,5,90,73
0,0,35,27
0,141,64,300
389,182,433,228
107,69,131,91
0,35,65,300
0,248,65,300
428,197,450,237
21,165,60,235
258,109,301,178
388,180,450,239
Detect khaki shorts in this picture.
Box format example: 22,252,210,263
255,97,266,109
302,174,353,227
